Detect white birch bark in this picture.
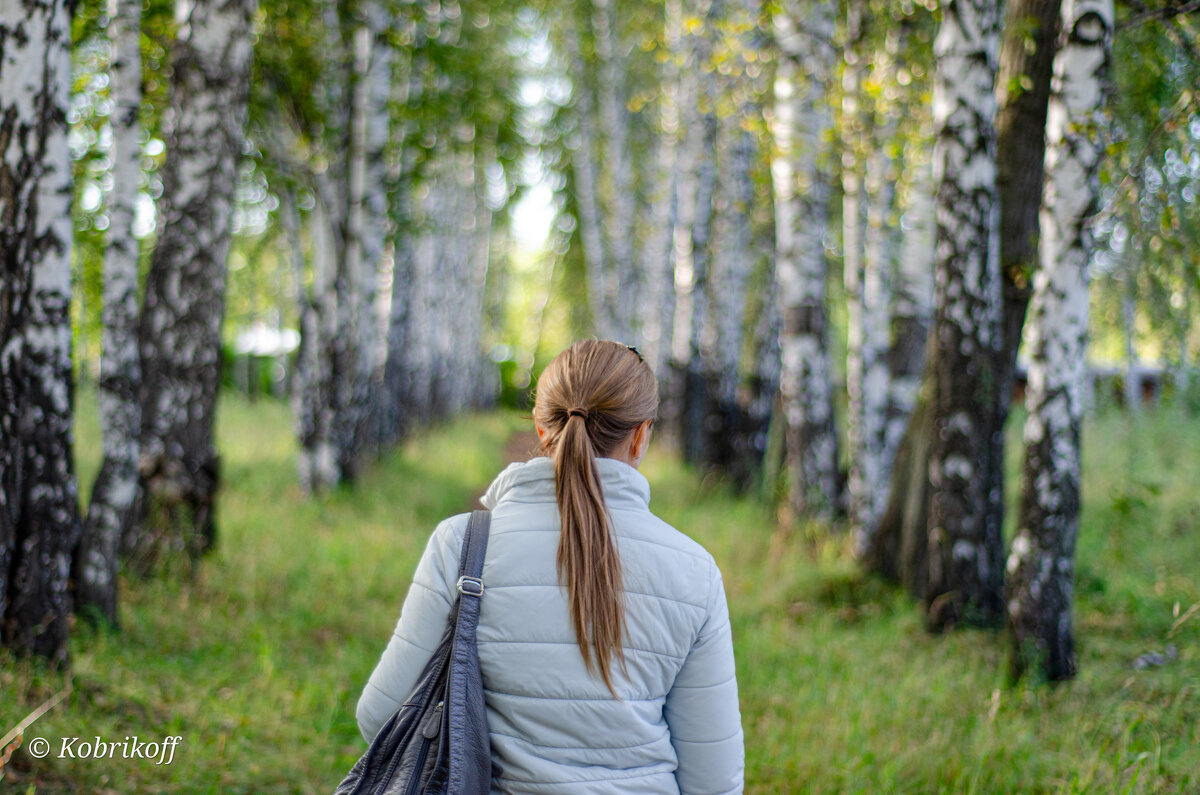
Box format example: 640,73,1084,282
134,0,257,559
770,0,839,520
302,183,342,491
0,0,81,661
565,23,612,340
382,64,418,444
922,0,1006,630
592,0,638,340
852,28,902,547
1122,263,1140,411
469,148,496,407
361,4,393,451
638,0,683,377
1008,0,1112,681
886,144,935,471
712,116,753,410
78,0,144,622
842,1,871,535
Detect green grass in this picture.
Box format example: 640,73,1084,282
2,396,1197,793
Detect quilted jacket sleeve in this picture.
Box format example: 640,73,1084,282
355,516,465,743
663,560,744,795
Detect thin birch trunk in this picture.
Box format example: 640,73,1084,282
639,0,683,377
1008,0,1112,681
770,0,839,521
133,0,257,563
923,0,1006,630
303,185,342,491
0,0,81,662
843,0,871,536
884,145,934,473
681,108,718,465
1122,265,1140,411
77,0,143,623
592,0,638,340
335,21,372,481
382,63,418,445
853,28,901,548
565,22,611,339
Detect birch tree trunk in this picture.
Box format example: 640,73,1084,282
77,0,144,622
681,108,718,465
662,19,705,446
861,142,934,574
381,65,418,446
770,0,839,522
565,22,612,340
333,20,372,482
592,0,638,341
0,0,81,662
885,145,934,473
1008,0,1111,682
842,1,872,536
131,0,256,564
865,0,1062,598
923,0,1006,630
1122,265,1140,410
639,0,683,378
996,0,1063,409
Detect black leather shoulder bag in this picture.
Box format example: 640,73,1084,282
336,510,493,795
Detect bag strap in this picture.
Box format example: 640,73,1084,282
454,510,490,599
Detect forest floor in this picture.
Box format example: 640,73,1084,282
1,394,1198,793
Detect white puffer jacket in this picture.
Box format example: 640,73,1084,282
357,456,744,794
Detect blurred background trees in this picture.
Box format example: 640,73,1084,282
2,0,1198,686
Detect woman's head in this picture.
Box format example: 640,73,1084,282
531,340,658,694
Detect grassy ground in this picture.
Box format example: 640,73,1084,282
1,395,1197,793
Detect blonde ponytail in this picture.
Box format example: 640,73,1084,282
532,341,658,695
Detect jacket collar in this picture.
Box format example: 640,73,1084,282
479,456,651,512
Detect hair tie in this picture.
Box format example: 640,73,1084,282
567,407,589,420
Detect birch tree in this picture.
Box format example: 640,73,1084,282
923,0,1006,629
132,0,257,561
1008,0,1112,681
592,0,638,341
770,0,839,521
0,0,81,661
864,0,1064,612
842,1,887,538
638,0,684,379
76,0,144,623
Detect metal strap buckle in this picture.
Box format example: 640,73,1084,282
457,576,484,597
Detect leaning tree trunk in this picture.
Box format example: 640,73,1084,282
76,0,143,623
132,0,257,565
923,0,1006,631
1008,0,1112,682
996,0,1063,408
770,0,839,523
0,0,81,663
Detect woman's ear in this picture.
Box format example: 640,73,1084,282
631,418,653,461
535,422,546,442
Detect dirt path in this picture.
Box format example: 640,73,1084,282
464,429,540,510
